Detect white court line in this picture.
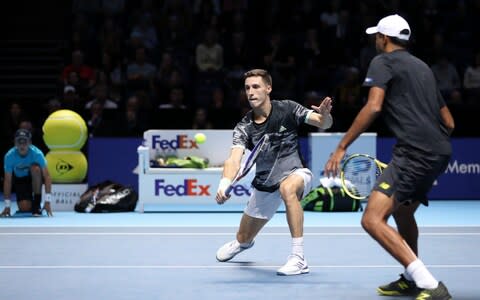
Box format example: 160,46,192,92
0,232,480,236
0,264,479,270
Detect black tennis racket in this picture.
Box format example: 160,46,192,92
225,134,269,196
340,153,388,200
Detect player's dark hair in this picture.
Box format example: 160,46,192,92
388,29,410,47
244,69,272,87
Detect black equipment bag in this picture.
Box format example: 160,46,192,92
300,185,362,212
74,180,138,213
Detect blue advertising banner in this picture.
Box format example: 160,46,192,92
377,138,480,199
88,138,142,191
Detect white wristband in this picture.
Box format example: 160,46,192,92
45,193,53,203
4,199,11,208
218,178,232,192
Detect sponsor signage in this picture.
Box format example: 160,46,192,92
377,138,480,199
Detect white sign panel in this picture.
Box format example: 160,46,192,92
143,129,233,167
42,184,88,211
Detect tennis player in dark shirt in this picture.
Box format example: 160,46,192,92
324,15,454,300
215,69,333,275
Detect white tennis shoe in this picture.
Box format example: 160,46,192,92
216,240,255,262
277,254,309,276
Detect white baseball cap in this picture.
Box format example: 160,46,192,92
366,14,411,41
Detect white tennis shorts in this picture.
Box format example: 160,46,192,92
244,168,313,220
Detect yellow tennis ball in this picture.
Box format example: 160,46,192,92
194,133,206,144
42,109,88,150
46,150,88,183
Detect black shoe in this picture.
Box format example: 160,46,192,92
377,274,419,296
415,281,452,300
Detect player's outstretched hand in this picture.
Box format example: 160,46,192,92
0,207,11,218
311,96,333,116
324,147,346,178
43,202,53,217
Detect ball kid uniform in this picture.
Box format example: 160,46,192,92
363,49,451,205
232,100,313,219
4,145,47,201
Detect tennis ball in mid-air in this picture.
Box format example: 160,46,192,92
42,109,88,150
194,133,207,144
46,150,88,183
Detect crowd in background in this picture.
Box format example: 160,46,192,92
2,0,480,155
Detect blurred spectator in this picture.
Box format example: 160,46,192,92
463,51,480,105
130,13,159,51
61,50,96,91
61,85,84,112
431,55,461,103
157,88,192,129
100,0,126,18
159,88,187,110
97,17,124,62
86,101,114,137
84,85,119,110
335,67,362,107
195,28,224,73
126,47,157,95
45,98,62,116
115,95,149,137
191,108,213,129
1,102,27,144
262,31,296,98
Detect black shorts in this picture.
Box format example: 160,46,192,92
13,175,33,201
373,146,450,206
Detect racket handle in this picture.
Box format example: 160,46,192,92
224,185,233,196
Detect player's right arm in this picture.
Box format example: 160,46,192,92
324,86,384,178
216,147,244,204
1,172,13,217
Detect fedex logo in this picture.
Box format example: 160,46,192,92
151,135,199,150
155,179,210,196
230,185,251,196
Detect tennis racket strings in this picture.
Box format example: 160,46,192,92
342,155,382,198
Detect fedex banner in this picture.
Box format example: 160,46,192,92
143,129,233,166
377,138,480,199
137,130,253,211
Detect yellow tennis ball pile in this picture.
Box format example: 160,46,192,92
42,109,88,183
45,151,88,183
42,109,87,150
194,133,207,144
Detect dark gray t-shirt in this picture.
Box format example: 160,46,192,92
232,100,312,192
363,49,451,155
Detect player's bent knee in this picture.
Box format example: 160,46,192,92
361,213,381,233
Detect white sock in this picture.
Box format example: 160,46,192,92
403,270,413,281
292,237,304,258
239,240,252,248
406,259,438,289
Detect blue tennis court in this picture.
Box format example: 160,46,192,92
1,200,479,300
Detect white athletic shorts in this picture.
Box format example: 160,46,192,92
244,168,313,220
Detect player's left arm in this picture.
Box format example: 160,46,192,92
306,96,333,129
40,166,54,216
440,105,455,136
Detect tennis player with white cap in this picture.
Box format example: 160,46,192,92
324,14,454,300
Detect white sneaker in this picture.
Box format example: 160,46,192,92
277,254,309,276
216,240,254,262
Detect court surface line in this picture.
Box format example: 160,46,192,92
1,232,479,236
1,264,479,269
